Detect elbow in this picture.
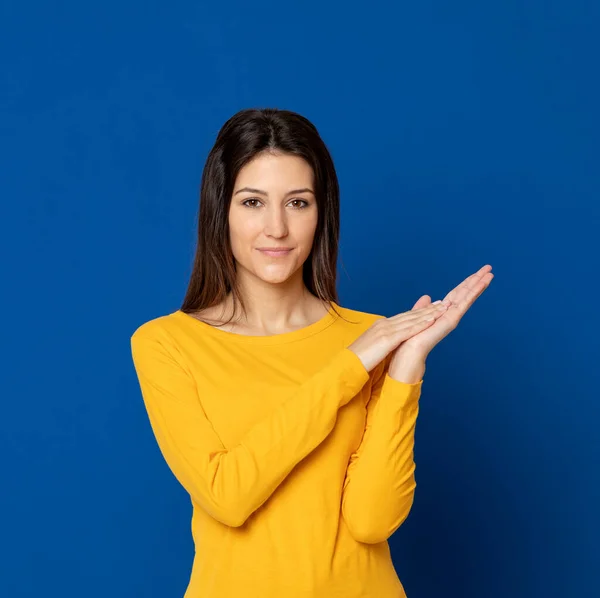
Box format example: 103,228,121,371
215,508,248,528
345,516,400,545
343,494,415,544
190,490,254,528
185,462,257,528
345,522,386,545
218,512,249,528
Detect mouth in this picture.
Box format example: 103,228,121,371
257,248,293,257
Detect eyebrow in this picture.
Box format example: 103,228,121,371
234,187,315,196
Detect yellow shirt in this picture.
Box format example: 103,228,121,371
130,301,423,597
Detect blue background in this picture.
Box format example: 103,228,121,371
1,1,598,596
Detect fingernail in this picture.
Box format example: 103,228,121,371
432,300,442,305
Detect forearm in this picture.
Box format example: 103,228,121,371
341,353,423,543
389,349,427,384
132,334,372,528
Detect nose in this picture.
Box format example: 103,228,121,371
263,205,289,237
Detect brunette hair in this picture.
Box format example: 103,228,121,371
180,107,354,327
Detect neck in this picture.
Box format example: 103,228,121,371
225,270,323,333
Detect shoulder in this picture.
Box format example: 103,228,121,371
330,302,388,342
334,302,387,327
130,310,183,345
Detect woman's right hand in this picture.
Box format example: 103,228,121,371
347,301,451,372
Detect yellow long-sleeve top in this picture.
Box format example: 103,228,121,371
130,301,423,598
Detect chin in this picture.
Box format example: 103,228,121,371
259,274,293,284
253,265,296,282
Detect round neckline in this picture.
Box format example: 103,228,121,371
172,301,341,345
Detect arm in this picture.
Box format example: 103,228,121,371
341,353,423,544
130,331,370,528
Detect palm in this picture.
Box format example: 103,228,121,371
398,264,494,357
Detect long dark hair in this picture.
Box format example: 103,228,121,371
180,107,354,327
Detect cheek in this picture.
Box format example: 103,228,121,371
294,214,318,241
228,226,266,266
229,219,260,246
298,226,318,252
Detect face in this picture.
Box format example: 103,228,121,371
228,151,318,286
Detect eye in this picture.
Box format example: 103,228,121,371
289,199,309,209
242,198,262,208
241,198,310,209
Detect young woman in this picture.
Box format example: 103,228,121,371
130,107,493,597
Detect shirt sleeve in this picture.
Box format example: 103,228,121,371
341,355,423,544
130,330,371,528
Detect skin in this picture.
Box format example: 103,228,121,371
389,265,494,382
201,150,327,335
202,149,494,384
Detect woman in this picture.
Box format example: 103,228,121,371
130,107,493,597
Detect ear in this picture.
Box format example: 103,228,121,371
411,295,432,311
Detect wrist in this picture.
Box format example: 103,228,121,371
388,352,426,384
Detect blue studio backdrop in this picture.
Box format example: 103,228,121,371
1,1,598,597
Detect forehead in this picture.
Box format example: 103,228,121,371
235,153,314,188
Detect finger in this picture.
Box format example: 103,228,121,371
449,267,490,303
388,303,446,323
412,295,431,310
455,272,493,309
394,314,438,342
444,272,494,319
444,265,493,305
390,305,449,329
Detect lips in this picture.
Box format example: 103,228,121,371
258,248,293,257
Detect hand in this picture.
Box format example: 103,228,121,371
347,302,450,373
391,264,494,368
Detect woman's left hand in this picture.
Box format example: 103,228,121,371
390,264,494,368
